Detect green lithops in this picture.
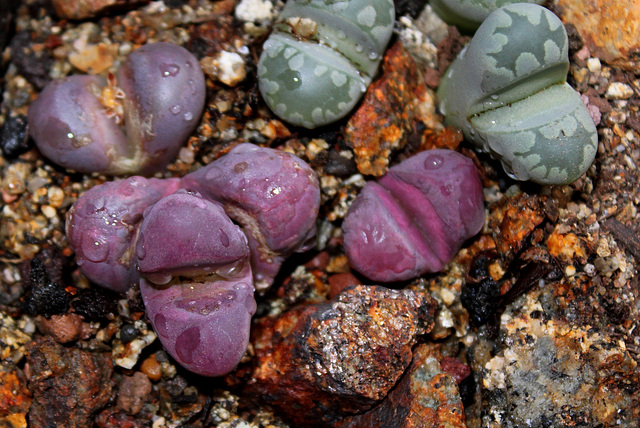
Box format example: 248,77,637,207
438,3,598,185
430,0,544,32
257,0,395,129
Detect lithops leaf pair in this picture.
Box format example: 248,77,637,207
257,0,395,128
342,149,485,282
430,0,544,32
28,42,206,175
438,4,598,185
137,190,256,377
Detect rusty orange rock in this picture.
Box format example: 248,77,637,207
51,0,149,19
557,0,640,67
344,42,438,176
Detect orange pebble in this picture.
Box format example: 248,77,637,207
140,354,162,381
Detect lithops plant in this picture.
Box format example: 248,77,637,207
257,0,395,128
438,3,598,185
65,144,320,376
430,0,544,32
342,149,485,282
28,42,206,175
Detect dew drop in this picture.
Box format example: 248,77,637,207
491,95,499,101
67,132,74,139
159,63,180,77
337,30,347,39
187,78,197,95
170,105,182,115
136,239,146,260
216,260,244,279
355,44,364,53
278,69,303,91
424,154,444,170
83,237,109,262
183,112,193,121
368,52,378,60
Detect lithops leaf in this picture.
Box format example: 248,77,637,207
137,189,256,377
342,149,484,282
438,3,597,185
430,0,544,32
258,0,395,128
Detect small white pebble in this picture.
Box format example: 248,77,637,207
565,265,576,277
605,82,634,100
41,205,57,219
47,186,65,208
202,51,246,87
151,417,166,428
217,51,246,86
235,0,275,23
586,57,601,73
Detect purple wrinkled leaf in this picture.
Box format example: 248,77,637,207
343,149,485,282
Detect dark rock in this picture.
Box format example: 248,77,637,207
9,31,53,90
22,251,70,318
393,0,426,19
461,253,500,326
26,336,114,427
323,149,358,177
119,324,138,344
0,114,30,158
71,287,117,322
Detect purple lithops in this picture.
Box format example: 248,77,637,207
28,42,205,175
137,190,256,377
183,143,321,291
65,143,320,376
65,176,182,294
342,149,485,282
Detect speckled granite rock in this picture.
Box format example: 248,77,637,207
476,288,640,427
233,285,437,426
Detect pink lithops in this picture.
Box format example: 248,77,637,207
65,143,321,376
183,143,321,291
342,149,485,282
65,176,182,294
137,190,256,377
28,42,205,175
